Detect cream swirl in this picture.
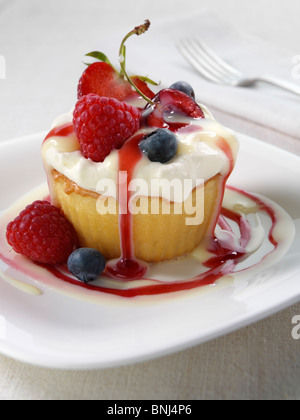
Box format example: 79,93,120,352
42,108,238,202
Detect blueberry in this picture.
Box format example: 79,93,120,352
169,81,195,99
139,129,178,164
67,248,106,283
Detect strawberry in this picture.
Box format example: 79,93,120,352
78,62,134,101
77,20,156,103
144,88,205,131
78,63,156,103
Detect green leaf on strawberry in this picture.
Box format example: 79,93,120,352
85,51,117,71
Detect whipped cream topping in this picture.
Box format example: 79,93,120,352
42,108,238,202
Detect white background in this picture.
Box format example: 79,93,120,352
1,0,300,141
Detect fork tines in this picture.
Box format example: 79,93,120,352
178,38,243,84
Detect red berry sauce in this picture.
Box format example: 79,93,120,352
0,118,287,300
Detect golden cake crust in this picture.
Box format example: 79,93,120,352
51,170,222,262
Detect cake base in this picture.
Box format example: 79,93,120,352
51,170,222,262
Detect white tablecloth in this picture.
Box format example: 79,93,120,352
0,0,300,400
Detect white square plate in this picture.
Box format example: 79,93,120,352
0,131,299,369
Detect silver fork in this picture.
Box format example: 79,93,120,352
178,38,300,97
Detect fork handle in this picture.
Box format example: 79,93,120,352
256,74,300,97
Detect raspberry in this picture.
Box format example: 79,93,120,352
73,93,140,162
6,201,78,265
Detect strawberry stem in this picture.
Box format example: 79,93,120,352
118,20,154,105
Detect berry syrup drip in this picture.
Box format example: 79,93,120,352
43,122,74,142
105,99,204,280
105,132,148,280
205,207,250,268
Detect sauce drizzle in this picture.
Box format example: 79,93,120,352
0,120,294,300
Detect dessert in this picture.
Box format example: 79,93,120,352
1,21,294,299
7,20,239,279
42,102,238,265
